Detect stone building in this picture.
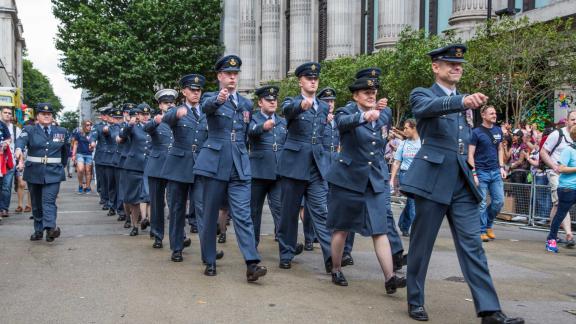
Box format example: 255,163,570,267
0,0,25,89
221,0,576,92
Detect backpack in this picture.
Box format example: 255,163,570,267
539,128,566,169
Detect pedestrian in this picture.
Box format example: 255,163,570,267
146,89,176,249
468,106,506,242
0,107,18,218
276,62,333,273
545,125,576,253
390,118,420,237
71,120,94,194
505,129,530,218
90,108,115,215
400,44,523,323
15,103,68,242
248,85,286,248
195,55,267,281
326,71,406,293
15,119,32,215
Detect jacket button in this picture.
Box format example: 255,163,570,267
370,152,374,155
339,159,343,162
368,161,372,165
372,141,376,145
424,155,428,159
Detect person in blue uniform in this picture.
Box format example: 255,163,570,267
248,85,287,247
276,62,333,273
116,103,134,227
326,74,406,294
91,109,107,204
119,104,152,236
400,45,524,324
195,55,267,282
15,103,68,242
146,89,176,248
90,109,113,211
102,109,120,218
161,74,210,262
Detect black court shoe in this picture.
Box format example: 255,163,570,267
341,253,354,266
246,264,267,282
331,271,348,286
117,215,126,222
107,208,116,216
295,243,304,255
30,231,43,241
385,275,406,295
304,241,314,251
123,221,131,229
129,227,138,236
408,304,429,321
183,237,191,248
218,233,226,243
324,257,333,274
216,250,224,260
140,218,150,230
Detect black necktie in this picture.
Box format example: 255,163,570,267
192,107,200,120
229,95,238,110
44,126,49,137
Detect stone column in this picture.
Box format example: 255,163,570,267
448,0,491,41
223,0,240,55
239,0,256,91
289,0,313,72
261,0,281,82
326,0,353,59
375,0,414,49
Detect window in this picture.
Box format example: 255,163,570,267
318,0,327,61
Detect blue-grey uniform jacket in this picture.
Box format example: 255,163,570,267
143,118,173,179
322,119,340,165
120,122,150,172
117,121,131,169
161,104,208,183
110,123,123,167
17,124,69,184
277,95,330,180
248,111,287,180
90,122,109,166
325,103,391,193
194,92,253,181
399,83,481,204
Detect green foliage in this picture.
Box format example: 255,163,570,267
59,110,79,131
22,59,64,114
462,17,576,126
52,0,223,107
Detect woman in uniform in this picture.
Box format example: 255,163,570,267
326,71,406,294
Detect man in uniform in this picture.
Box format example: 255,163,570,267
116,104,135,227
276,62,333,272
15,103,68,242
400,44,524,323
248,85,287,247
90,108,111,208
195,55,267,282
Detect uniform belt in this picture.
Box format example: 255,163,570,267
421,137,466,155
208,134,244,142
252,144,281,151
287,134,322,144
27,156,61,164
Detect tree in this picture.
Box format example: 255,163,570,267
59,110,79,131
462,17,576,126
52,0,223,106
22,59,64,114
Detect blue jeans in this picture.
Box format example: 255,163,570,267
547,187,576,241
533,173,552,221
0,168,15,211
398,171,416,233
477,169,504,233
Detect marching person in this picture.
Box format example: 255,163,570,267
15,103,68,242
195,55,267,281
400,44,523,323
101,109,119,217
248,85,286,247
161,74,210,262
146,89,176,249
276,62,333,272
326,73,405,293
115,104,134,227
119,104,152,236
90,108,111,208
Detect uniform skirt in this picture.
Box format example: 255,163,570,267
327,182,390,237
123,170,147,204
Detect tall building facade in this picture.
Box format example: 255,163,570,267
221,0,575,92
0,0,25,89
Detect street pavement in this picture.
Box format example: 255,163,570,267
1,178,575,324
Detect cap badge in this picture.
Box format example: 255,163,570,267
43,106,49,110
455,48,463,58
367,80,374,87
326,91,332,96
270,88,275,94
311,64,317,71
194,76,199,83
371,70,377,76
229,58,237,66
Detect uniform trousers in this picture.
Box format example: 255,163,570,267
407,171,501,315
113,167,125,215
250,178,281,247
200,168,261,265
103,165,116,209
95,164,107,203
149,176,168,240
278,164,332,263
167,180,203,253
28,182,60,232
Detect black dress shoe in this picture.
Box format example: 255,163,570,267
140,218,150,230
408,304,429,321
393,252,405,271
218,233,226,243
152,238,163,249
304,241,314,251
183,237,191,248
342,253,354,266
190,224,198,233
129,227,139,236
117,215,126,222
279,260,291,269
102,206,109,211
295,243,304,255
246,263,267,282
385,275,406,294
204,264,217,276
324,257,333,274
30,231,43,241
171,251,183,262
331,271,348,286
123,221,131,229
216,250,224,260
46,227,61,242
99,199,105,205
481,312,524,324
107,208,116,216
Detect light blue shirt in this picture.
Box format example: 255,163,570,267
394,138,422,171
559,147,576,190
